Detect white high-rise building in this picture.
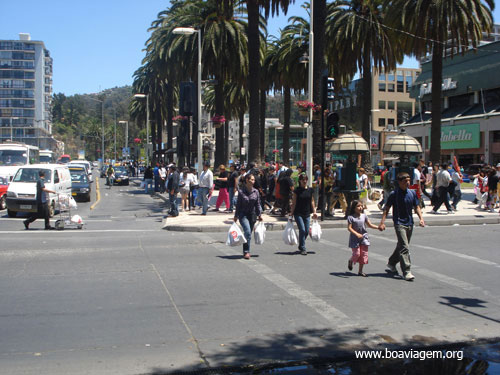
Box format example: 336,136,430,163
0,33,56,149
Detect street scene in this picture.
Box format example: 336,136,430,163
1,169,499,374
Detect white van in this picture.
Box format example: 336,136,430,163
5,164,72,218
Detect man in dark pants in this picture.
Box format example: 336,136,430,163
379,172,425,281
24,170,55,230
166,164,180,217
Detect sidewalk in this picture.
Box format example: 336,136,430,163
132,179,500,232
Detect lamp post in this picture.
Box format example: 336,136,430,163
173,27,202,175
307,1,314,186
134,94,149,166
88,97,104,165
118,121,129,160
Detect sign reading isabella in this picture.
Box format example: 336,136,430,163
429,124,480,150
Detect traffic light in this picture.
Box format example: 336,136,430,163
326,112,339,139
322,76,335,108
180,81,196,116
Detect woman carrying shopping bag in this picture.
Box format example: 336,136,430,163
289,174,318,255
234,173,263,259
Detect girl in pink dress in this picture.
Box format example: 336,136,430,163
347,200,379,277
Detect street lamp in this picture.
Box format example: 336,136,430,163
87,97,104,165
118,121,129,160
173,26,202,175
134,93,149,166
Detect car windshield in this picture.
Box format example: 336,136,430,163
13,168,52,183
115,167,127,173
70,171,88,183
0,150,28,166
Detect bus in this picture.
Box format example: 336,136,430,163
0,142,40,181
39,150,55,164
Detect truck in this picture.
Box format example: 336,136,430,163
0,142,40,182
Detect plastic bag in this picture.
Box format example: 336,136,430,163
254,221,266,245
71,215,83,224
69,196,78,209
282,220,298,246
226,222,247,246
310,220,322,242
140,181,146,188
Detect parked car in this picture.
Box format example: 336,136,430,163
0,176,8,210
5,164,72,217
464,163,486,177
69,166,92,202
113,166,129,185
68,160,93,182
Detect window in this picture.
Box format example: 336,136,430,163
379,83,386,92
388,101,395,110
379,74,386,81
378,100,386,109
405,74,413,92
388,118,395,126
388,83,395,92
388,72,395,81
378,118,386,127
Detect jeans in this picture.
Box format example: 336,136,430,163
239,215,256,253
154,176,161,192
388,225,413,274
433,186,453,211
228,188,236,211
169,192,178,215
294,214,310,251
452,189,462,209
144,178,153,194
198,187,210,214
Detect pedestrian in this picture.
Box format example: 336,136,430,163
23,170,55,230
190,167,199,209
358,167,370,209
227,164,239,213
153,163,161,192
277,168,294,216
180,167,194,211
214,165,230,212
486,167,499,212
346,199,379,277
198,161,213,215
430,163,454,214
159,163,167,193
233,173,263,259
378,172,425,281
106,164,115,188
451,167,463,211
143,166,153,194
166,164,180,216
289,173,318,255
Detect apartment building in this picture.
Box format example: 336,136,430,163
0,33,56,150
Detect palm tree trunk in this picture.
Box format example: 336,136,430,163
283,86,291,165
312,0,327,167
224,113,229,164
166,84,173,163
260,88,266,161
214,75,225,168
247,0,261,164
430,42,443,164
362,51,372,169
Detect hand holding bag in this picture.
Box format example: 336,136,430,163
226,222,247,246
310,220,322,242
254,221,266,245
282,220,298,246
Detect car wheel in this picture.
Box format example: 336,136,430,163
86,193,91,202
0,195,6,210
48,202,55,218
7,209,17,218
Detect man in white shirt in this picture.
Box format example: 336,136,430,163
198,161,213,215
431,163,453,214
159,164,167,193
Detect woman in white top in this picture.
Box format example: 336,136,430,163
358,168,369,209
179,167,195,211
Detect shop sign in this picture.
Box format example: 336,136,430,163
419,78,457,96
429,123,480,149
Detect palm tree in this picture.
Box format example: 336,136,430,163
326,0,400,166
385,0,494,164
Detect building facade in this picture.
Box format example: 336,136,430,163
403,40,500,166
0,33,56,150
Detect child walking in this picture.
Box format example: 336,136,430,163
347,200,379,277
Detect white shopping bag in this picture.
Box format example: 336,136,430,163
310,220,322,242
69,196,78,209
254,221,266,245
226,222,247,246
282,220,298,246
140,181,146,188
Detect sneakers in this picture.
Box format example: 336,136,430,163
404,272,415,281
447,210,454,214
243,253,251,259
386,263,398,273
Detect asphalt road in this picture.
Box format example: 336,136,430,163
1,174,499,374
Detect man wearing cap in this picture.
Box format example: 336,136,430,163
198,161,213,215
166,164,180,216
23,170,56,230
379,171,425,281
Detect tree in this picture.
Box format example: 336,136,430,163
385,0,494,163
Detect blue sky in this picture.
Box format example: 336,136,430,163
2,1,498,96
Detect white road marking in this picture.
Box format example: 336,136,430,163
0,229,157,234
197,233,352,327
